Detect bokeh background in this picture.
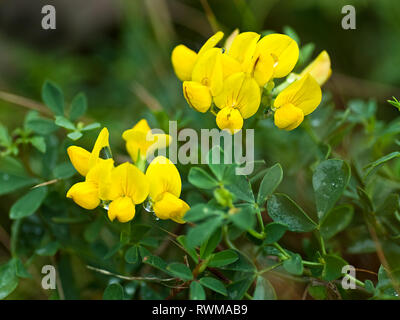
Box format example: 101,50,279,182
1,0,400,299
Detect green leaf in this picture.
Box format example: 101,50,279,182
187,216,223,248
0,259,19,299
140,247,168,272
125,246,139,264
257,163,283,206
264,222,288,245
207,146,226,181
267,194,317,232
283,25,300,44
67,131,83,141
0,172,37,196
0,123,11,147
103,283,124,300
55,116,75,130
227,276,255,299
364,151,400,179
224,166,255,202
188,167,219,189
69,93,87,121
364,280,375,294
30,136,46,153
283,253,303,275
81,122,101,131
84,217,104,243
183,204,220,223
25,117,58,135
42,80,64,116
14,259,31,279
53,162,75,179
10,186,48,219
253,276,276,300
190,281,205,300
177,236,198,263
312,159,351,220
130,224,151,243
219,250,256,272
230,205,256,231
166,263,193,280
36,241,60,256
312,159,350,220
308,285,327,300
208,249,238,267
320,205,354,240
200,228,222,259
199,277,227,296
322,254,347,281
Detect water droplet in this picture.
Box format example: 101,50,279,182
143,200,154,213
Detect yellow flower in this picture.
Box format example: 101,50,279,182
122,119,172,164
214,72,261,133
106,162,150,223
299,50,332,86
273,74,322,130
145,156,189,224
225,32,298,87
171,31,224,81
257,33,299,79
183,47,223,113
67,127,111,176
67,159,114,210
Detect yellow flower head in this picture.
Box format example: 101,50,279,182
300,50,332,86
106,162,150,223
171,31,224,81
183,47,224,113
145,156,189,224
214,72,261,133
274,74,322,130
257,33,299,79
67,127,111,176
67,159,114,210
122,119,172,163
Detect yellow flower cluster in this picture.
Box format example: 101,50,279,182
66,121,189,224
172,31,331,133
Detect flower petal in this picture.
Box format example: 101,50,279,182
146,156,181,201
109,162,149,203
153,192,189,224
221,53,242,79
89,127,110,169
274,74,322,115
182,81,212,113
216,107,243,134
228,32,260,70
66,181,100,210
108,196,136,223
257,33,299,78
299,50,332,86
214,72,261,119
198,31,224,56
171,44,198,81
274,103,304,131
192,48,223,96
67,146,90,176
250,48,275,87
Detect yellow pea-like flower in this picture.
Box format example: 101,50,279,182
273,74,322,130
106,162,150,223
145,156,189,224
171,31,224,81
257,33,299,79
122,119,172,164
214,72,261,133
225,31,276,87
67,127,111,177
66,159,114,210
182,48,224,112
299,50,332,86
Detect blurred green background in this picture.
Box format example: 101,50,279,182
1,0,400,299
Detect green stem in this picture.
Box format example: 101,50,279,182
273,242,290,259
318,232,327,255
302,260,323,267
257,262,283,275
223,225,237,250
255,207,265,232
247,228,265,240
346,274,365,288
